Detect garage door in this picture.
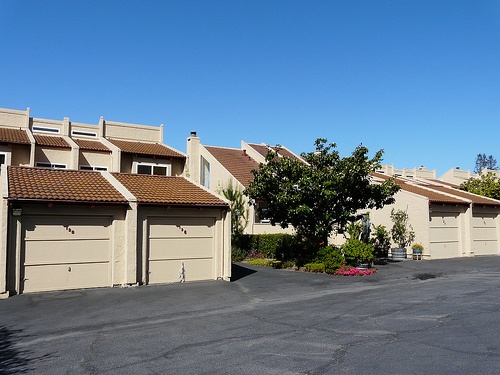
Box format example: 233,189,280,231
148,217,215,284
429,212,460,259
472,213,498,256
22,216,111,293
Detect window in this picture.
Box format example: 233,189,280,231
71,130,97,138
32,126,60,134
36,162,66,169
79,165,108,171
137,163,170,176
0,153,6,173
200,156,210,188
255,200,270,224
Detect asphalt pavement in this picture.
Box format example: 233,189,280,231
0,256,499,374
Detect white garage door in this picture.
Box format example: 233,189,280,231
472,213,498,256
429,212,460,259
148,217,215,284
23,216,111,293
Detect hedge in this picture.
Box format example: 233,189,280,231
233,233,300,261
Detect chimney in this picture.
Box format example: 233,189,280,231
186,131,200,183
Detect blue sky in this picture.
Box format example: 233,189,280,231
1,1,499,176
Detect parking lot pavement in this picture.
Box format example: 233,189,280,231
1,256,499,374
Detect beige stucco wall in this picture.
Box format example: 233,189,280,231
439,168,473,185
0,144,32,168
0,108,29,129
35,147,72,167
31,118,65,134
104,121,162,143
79,150,112,170
329,190,431,256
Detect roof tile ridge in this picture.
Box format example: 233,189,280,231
100,171,136,202
405,181,471,204
181,175,230,205
434,183,500,204
204,145,242,151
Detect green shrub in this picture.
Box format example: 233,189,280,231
323,247,345,274
341,239,374,266
231,246,247,262
281,260,296,269
304,262,325,273
246,258,273,267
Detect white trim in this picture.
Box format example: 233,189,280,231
135,162,171,176
79,165,108,171
36,162,67,169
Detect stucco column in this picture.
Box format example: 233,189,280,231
125,202,138,285
463,205,473,257
222,209,231,281
0,197,9,298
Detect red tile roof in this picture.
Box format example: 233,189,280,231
8,167,127,203
107,139,185,159
112,173,228,206
74,139,110,152
372,172,469,205
248,143,305,163
204,146,260,188
0,128,31,145
34,134,71,148
414,180,500,207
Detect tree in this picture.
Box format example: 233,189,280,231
244,139,400,250
460,172,500,200
219,180,249,236
474,153,497,173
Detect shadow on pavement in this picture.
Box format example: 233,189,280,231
0,325,50,374
231,263,257,282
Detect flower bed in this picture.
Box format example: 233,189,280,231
333,264,376,276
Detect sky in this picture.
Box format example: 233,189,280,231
1,1,499,176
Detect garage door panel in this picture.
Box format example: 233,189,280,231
473,241,498,255
472,228,497,241
429,241,460,259
23,263,110,293
430,213,458,227
25,217,111,240
472,215,496,227
25,239,110,265
149,219,213,237
149,259,213,284
429,227,458,242
149,238,213,260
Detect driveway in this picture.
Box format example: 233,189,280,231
1,256,499,374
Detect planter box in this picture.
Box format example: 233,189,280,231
391,248,407,261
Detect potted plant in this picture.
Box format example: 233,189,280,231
390,208,415,261
411,243,423,260
370,224,391,260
